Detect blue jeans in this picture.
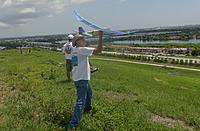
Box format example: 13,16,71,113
69,80,92,128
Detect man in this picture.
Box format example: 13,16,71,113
68,31,103,129
62,34,74,82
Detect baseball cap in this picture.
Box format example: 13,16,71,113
68,34,74,40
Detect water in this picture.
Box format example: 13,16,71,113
113,39,200,44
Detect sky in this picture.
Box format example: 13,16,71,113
0,0,200,38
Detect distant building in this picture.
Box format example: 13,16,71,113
166,48,191,55
109,45,192,56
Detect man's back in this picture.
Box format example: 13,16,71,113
63,41,73,59
71,47,94,81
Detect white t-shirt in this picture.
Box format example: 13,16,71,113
62,41,73,60
71,47,95,81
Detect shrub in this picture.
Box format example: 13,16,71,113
164,58,168,63
191,49,200,56
136,56,141,60
184,60,188,65
180,59,184,65
189,60,193,66
171,59,176,64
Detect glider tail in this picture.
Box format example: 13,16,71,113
78,26,93,37
78,26,86,34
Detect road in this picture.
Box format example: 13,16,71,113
102,51,200,64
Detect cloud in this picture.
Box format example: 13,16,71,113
0,0,96,29
2,0,12,8
19,7,36,14
70,0,96,4
120,0,127,3
0,21,9,28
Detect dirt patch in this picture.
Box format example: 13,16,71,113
99,90,138,102
154,77,167,85
180,86,189,90
152,114,194,131
103,91,129,101
154,77,163,82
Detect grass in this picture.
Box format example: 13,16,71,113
0,49,200,130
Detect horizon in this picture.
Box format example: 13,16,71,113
1,0,200,38
1,24,200,40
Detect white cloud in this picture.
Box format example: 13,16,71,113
1,0,12,8
0,21,9,28
0,0,96,29
19,7,36,14
120,0,127,3
70,0,96,4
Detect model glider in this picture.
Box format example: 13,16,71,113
74,10,127,35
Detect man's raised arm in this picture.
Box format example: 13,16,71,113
93,31,103,55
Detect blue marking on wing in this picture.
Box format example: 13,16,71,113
79,27,86,33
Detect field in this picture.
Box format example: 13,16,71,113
0,49,200,131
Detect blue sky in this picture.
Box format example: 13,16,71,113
0,0,200,38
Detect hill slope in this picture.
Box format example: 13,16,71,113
0,49,200,130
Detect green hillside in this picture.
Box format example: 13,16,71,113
0,49,200,130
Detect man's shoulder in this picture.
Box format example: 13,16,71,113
75,47,95,56
79,47,95,50
71,47,78,53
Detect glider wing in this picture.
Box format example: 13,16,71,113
74,10,127,35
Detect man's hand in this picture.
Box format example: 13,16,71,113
98,31,103,37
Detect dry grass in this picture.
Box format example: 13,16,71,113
0,80,8,124
152,114,195,131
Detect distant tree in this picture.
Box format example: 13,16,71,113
191,50,200,56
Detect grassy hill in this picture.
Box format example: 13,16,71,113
0,49,200,130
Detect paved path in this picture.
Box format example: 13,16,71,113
92,57,200,72
102,51,200,64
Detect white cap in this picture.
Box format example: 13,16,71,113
68,34,74,40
